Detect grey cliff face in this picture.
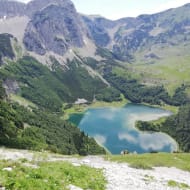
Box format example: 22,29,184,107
1,0,190,60
0,0,26,18
83,3,190,61
82,16,115,47
24,0,87,55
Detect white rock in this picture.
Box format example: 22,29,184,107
82,159,90,164
67,184,83,190
72,163,81,167
22,163,39,169
2,167,13,172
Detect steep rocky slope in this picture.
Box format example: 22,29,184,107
0,0,91,58
83,3,190,62
0,0,110,105
1,0,190,63
24,0,88,55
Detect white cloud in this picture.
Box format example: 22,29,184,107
138,132,177,151
122,112,171,130
98,108,118,121
118,131,178,152
118,133,138,144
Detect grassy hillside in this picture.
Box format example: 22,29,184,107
104,70,190,106
107,153,190,171
81,46,190,107
132,46,190,95
0,159,106,190
84,4,190,98
0,149,190,190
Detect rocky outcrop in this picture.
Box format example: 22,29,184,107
1,0,190,61
24,0,87,55
3,79,19,95
0,0,89,56
82,16,114,47
83,3,190,61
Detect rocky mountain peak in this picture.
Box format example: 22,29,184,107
24,0,87,56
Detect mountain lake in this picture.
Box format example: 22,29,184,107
69,104,178,154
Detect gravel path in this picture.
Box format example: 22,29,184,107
0,148,190,190
79,156,190,190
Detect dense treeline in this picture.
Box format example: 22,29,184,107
96,87,122,102
136,104,190,152
0,99,105,155
95,47,118,60
0,56,107,112
0,80,6,99
0,77,106,155
104,73,190,106
0,33,15,64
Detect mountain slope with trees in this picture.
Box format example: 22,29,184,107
136,104,190,152
0,81,105,155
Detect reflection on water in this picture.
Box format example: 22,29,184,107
69,104,178,154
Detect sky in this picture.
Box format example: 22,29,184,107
17,0,190,20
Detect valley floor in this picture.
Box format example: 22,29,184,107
0,148,190,190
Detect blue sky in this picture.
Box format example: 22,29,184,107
72,0,190,19
18,0,190,20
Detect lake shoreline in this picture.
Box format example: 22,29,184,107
63,97,178,121
69,104,178,154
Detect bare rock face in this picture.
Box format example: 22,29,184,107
24,0,87,55
83,3,190,61
82,16,114,47
3,79,20,95
2,0,190,61
0,0,26,18
0,0,89,57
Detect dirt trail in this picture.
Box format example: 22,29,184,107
0,148,190,190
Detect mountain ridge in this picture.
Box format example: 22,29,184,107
83,3,190,61
0,0,190,62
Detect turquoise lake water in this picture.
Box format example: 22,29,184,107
69,104,178,154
